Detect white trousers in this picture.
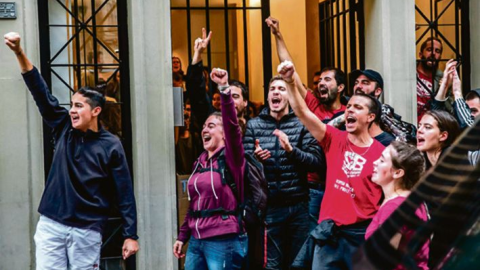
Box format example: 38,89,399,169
34,215,102,270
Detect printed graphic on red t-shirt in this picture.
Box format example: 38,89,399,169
342,151,367,178
417,72,433,123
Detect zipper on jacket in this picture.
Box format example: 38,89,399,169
274,122,281,184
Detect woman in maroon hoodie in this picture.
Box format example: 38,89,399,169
173,68,247,269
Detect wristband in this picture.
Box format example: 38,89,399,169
284,78,295,84
15,50,23,56
218,84,230,92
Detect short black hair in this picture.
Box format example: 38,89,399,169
465,89,480,101
320,67,346,87
76,87,106,110
353,93,381,127
229,79,249,101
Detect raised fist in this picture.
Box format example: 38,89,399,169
4,32,21,54
210,68,229,87
265,17,280,36
277,60,295,83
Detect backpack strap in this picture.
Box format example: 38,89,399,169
198,167,223,175
216,150,229,186
209,149,245,231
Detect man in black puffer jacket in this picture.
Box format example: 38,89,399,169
244,75,324,270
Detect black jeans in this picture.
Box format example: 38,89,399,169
265,201,310,270
311,219,369,270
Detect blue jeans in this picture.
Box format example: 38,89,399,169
309,187,325,232
184,234,248,270
265,201,310,270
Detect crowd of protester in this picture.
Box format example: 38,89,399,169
171,15,479,270
4,11,478,269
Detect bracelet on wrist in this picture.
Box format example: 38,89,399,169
218,84,230,92
284,78,295,84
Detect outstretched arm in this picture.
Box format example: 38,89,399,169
186,28,214,131
210,68,245,202
4,32,33,73
5,32,69,129
266,17,308,99
191,28,212,65
278,61,328,142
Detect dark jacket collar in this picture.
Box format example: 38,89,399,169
259,107,295,121
71,126,104,139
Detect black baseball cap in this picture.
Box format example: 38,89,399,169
466,89,480,100
350,69,384,90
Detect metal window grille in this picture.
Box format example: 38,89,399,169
415,0,471,94
171,0,272,101
319,0,365,96
38,1,134,269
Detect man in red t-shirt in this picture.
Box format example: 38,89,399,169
416,37,444,123
278,61,385,269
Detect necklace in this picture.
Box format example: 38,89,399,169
344,138,373,199
347,138,372,156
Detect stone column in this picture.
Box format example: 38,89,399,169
364,0,417,123
127,0,178,269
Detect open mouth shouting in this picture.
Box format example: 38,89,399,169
425,57,438,67
345,115,357,130
71,114,80,126
318,86,329,99
203,133,212,145
417,136,426,148
270,96,282,110
354,88,365,95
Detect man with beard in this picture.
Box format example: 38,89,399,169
244,76,323,269
266,17,346,123
416,37,445,123
351,69,395,146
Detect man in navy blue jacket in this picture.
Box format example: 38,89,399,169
5,32,138,269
